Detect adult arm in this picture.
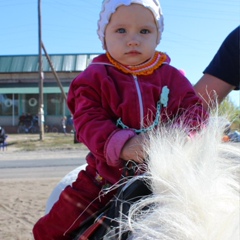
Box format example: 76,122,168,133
194,74,235,110
194,26,240,110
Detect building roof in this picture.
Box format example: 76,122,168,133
0,53,101,73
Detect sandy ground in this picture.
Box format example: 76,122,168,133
0,178,59,240
0,145,88,240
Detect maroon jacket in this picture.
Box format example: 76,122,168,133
67,54,207,184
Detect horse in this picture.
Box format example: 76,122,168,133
46,114,240,239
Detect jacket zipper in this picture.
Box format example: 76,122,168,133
133,75,144,128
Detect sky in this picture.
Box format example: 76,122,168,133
0,0,239,107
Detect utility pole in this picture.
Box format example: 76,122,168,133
41,42,67,102
38,0,44,140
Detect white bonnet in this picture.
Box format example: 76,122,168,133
97,0,164,49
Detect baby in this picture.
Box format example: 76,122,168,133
33,1,208,239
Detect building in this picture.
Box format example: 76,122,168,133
0,53,100,133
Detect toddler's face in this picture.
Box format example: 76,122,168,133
105,4,159,66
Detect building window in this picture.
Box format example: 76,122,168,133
21,94,39,116
0,93,19,116
46,93,65,115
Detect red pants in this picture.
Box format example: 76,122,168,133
33,166,116,240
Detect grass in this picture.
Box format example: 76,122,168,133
6,133,87,152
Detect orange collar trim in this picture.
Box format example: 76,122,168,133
106,51,167,76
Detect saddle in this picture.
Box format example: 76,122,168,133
73,174,152,240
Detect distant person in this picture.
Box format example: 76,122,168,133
25,113,33,124
61,116,67,135
67,114,74,133
194,26,240,110
33,0,208,239
32,115,39,126
0,126,7,147
18,114,26,125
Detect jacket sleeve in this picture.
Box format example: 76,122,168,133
162,67,209,133
67,67,136,167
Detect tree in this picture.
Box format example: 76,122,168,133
218,96,240,130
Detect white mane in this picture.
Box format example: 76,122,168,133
121,115,240,240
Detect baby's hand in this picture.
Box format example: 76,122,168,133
120,134,147,164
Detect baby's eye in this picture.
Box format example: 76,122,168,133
140,29,150,34
116,28,126,33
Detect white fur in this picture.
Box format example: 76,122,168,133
122,115,240,240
